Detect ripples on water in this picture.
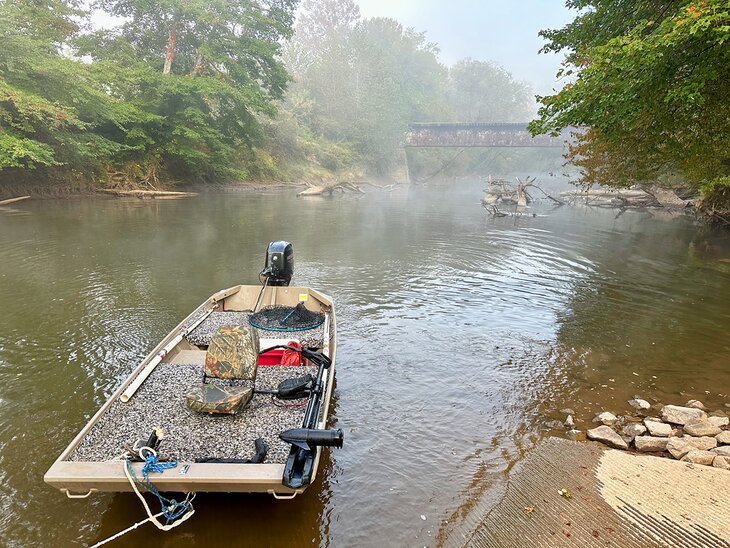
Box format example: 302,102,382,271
0,184,729,546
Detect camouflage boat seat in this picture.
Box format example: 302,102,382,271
185,325,259,414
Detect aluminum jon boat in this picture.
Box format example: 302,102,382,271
45,242,341,502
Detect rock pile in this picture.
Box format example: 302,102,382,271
581,399,730,471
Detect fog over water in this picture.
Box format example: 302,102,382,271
1,183,728,546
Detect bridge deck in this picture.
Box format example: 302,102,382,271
404,122,570,148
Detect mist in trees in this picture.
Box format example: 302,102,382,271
280,0,536,178
0,0,538,188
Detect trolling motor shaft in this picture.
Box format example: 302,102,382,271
280,428,344,451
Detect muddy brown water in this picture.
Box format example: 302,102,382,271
0,182,729,547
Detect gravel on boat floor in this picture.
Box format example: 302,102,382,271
69,362,317,463
185,310,324,348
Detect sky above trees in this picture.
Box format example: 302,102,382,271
355,0,573,94
93,1,574,95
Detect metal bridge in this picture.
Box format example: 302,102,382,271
404,122,570,148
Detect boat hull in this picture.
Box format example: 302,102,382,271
44,285,336,498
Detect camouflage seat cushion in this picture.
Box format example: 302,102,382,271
185,384,253,415
204,325,259,381
186,325,259,415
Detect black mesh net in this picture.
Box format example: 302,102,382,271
248,303,325,332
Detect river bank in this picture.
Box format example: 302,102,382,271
0,179,306,201
4,177,729,227
549,398,730,469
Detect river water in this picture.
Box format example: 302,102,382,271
0,181,729,547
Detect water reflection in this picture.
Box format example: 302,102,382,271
0,185,728,546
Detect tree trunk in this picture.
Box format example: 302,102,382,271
163,24,177,75
189,51,204,76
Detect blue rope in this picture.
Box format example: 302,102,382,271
126,455,192,524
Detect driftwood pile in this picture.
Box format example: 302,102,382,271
297,179,398,197
560,187,692,209
297,180,366,197
482,176,565,216
481,176,694,217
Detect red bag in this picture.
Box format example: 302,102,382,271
280,341,303,366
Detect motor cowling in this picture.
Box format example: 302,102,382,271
262,241,293,286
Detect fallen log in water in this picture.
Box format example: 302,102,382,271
560,187,693,209
0,195,31,206
97,189,198,199
561,188,650,199
482,176,565,208
297,181,366,197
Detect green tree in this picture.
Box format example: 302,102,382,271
530,0,730,207
450,59,533,123
287,1,451,177
82,0,298,181
349,17,451,175
0,0,141,174
284,0,361,139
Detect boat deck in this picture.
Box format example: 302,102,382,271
70,353,317,464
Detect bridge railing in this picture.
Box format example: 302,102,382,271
404,123,572,148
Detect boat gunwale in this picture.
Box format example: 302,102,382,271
44,285,336,495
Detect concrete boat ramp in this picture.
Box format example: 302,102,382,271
448,437,730,547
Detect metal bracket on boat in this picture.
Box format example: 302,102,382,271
62,488,98,499
267,489,299,500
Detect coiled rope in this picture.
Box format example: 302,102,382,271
125,448,195,527
90,447,195,547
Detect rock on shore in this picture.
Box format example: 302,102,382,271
622,423,647,440
587,425,628,450
574,398,729,472
593,411,618,426
645,420,672,437
635,436,668,452
661,405,707,425
628,398,651,411
717,431,730,445
684,421,722,437
683,436,718,451
681,450,716,466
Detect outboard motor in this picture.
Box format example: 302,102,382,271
261,241,293,286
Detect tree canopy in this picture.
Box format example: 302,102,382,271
0,0,141,172
530,0,730,206
1,0,539,189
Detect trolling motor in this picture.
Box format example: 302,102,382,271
261,241,294,286
271,346,344,489
255,373,315,400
